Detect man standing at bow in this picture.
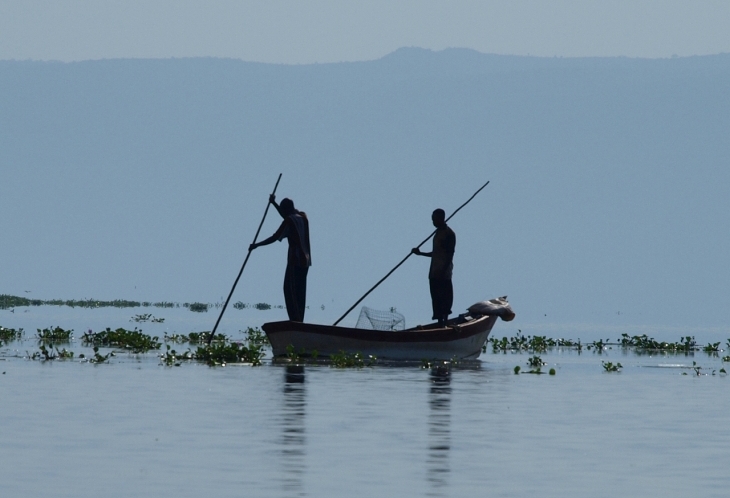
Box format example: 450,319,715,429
250,195,311,322
412,209,456,326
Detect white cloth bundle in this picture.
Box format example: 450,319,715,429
467,296,515,321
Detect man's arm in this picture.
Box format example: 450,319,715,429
411,248,432,257
250,219,287,251
270,194,286,219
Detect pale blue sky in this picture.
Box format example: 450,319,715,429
1,1,729,62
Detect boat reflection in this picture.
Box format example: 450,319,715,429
426,365,452,497
279,365,307,497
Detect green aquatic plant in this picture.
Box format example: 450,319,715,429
549,368,556,375
703,342,721,354
131,313,165,323
489,331,567,353
618,333,697,353
254,302,272,310
691,361,702,376
588,339,610,351
28,344,75,361
285,344,304,362
330,350,376,368
602,361,623,372
159,345,194,366
722,356,730,363
527,355,545,368
164,331,225,344
195,340,265,366
89,346,112,364
186,302,209,312
513,365,521,374
242,327,269,348
36,326,73,343
82,327,161,353
0,326,23,345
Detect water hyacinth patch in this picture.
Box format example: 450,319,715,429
28,343,74,361
0,326,24,345
330,350,376,368
36,326,73,343
159,345,195,366
602,361,623,372
184,302,209,312
195,341,265,366
131,313,165,323
82,327,161,353
164,331,227,344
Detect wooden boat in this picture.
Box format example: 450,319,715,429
262,313,499,361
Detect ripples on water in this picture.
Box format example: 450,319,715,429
1,309,729,497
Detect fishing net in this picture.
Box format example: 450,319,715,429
355,306,406,331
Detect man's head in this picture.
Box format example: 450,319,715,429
280,198,295,215
431,208,446,227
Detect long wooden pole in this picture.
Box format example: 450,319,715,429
207,173,283,345
333,180,489,326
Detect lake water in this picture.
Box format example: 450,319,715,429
1,306,728,497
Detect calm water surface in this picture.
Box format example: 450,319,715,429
1,307,728,497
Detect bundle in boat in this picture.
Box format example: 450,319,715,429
467,296,516,321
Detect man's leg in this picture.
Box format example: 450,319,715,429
430,278,453,325
293,266,308,322
283,265,297,321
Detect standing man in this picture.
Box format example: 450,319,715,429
412,209,456,326
250,195,311,322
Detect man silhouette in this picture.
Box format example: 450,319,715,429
250,195,311,322
412,209,456,326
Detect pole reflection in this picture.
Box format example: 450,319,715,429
279,365,307,498
426,365,452,497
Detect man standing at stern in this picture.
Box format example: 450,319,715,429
250,195,311,322
412,209,456,326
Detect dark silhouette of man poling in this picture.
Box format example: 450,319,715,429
412,209,456,326
250,195,311,322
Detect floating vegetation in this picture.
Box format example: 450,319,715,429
186,302,209,313
527,355,546,368
164,331,226,344
159,345,194,366
285,344,305,363
243,327,270,348
487,330,578,353
421,359,454,370
330,350,376,368
586,338,610,351
36,326,73,343
489,332,711,356
82,328,161,353
0,326,23,345
28,344,74,361
195,341,265,366
1,294,284,313
703,342,721,354
89,346,113,364
131,314,164,323
602,361,623,372
618,333,696,353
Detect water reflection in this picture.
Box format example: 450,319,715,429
426,366,452,497
279,366,307,497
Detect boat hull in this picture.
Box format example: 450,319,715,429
262,314,497,361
